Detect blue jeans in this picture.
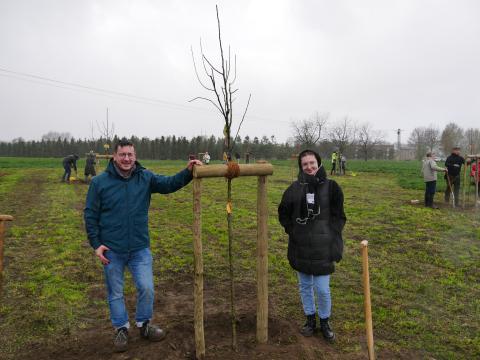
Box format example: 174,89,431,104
103,248,154,328
297,272,331,319
62,165,71,182
425,180,436,207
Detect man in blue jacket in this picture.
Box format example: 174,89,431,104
84,138,202,352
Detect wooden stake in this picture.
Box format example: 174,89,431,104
0,215,14,276
462,162,467,209
193,163,273,178
476,158,479,208
192,179,205,359
361,240,375,360
256,175,268,343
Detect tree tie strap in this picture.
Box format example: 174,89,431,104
225,161,240,180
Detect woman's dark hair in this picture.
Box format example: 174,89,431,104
115,138,134,152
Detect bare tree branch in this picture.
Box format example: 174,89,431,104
191,46,214,91
233,93,252,143
189,96,225,116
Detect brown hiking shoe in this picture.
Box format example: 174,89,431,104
113,327,128,352
139,320,166,342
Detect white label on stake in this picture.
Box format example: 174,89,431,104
306,193,315,204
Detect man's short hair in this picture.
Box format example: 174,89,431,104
114,138,134,152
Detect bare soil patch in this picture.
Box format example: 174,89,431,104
11,276,368,360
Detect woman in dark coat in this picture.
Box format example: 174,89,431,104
278,149,346,341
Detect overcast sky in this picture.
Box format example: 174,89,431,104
1,0,479,144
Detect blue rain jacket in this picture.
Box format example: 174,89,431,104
84,160,192,253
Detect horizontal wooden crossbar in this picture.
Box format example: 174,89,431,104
193,163,273,178
0,215,13,221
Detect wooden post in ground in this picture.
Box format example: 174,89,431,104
476,156,479,209
191,163,274,357
256,174,268,343
361,240,375,360
0,215,14,276
192,178,205,359
462,161,467,209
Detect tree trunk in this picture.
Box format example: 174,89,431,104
227,178,237,350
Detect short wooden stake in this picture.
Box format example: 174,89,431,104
193,179,205,359
0,215,14,276
256,175,268,343
361,240,375,360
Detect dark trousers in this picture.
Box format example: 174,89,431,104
425,181,436,207
62,165,71,182
445,175,460,206
330,162,336,175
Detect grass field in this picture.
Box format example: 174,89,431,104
0,157,479,359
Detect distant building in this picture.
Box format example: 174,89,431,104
394,143,416,160
350,143,395,160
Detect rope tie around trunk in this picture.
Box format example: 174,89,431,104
225,161,240,180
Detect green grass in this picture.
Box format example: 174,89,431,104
0,159,478,359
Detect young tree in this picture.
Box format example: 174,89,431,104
190,6,251,350
97,108,115,153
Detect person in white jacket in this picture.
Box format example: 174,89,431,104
421,152,447,208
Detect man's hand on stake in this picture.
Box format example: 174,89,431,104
95,244,110,265
188,159,203,171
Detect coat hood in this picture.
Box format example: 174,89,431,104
297,149,326,182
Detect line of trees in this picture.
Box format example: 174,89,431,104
289,113,391,161
0,134,296,160
408,123,480,160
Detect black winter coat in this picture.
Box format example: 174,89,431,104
278,167,346,275
444,154,465,177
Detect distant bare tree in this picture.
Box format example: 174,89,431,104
464,127,480,154
408,127,427,160
357,123,385,161
328,116,356,155
440,123,463,155
41,131,72,141
291,112,329,148
424,125,440,153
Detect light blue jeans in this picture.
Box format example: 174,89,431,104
103,248,154,328
297,272,331,319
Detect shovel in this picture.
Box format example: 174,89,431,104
446,174,455,208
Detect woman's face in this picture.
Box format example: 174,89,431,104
301,154,319,175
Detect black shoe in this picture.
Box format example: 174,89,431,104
300,314,316,337
320,318,335,342
114,327,128,352
139,320,166,342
